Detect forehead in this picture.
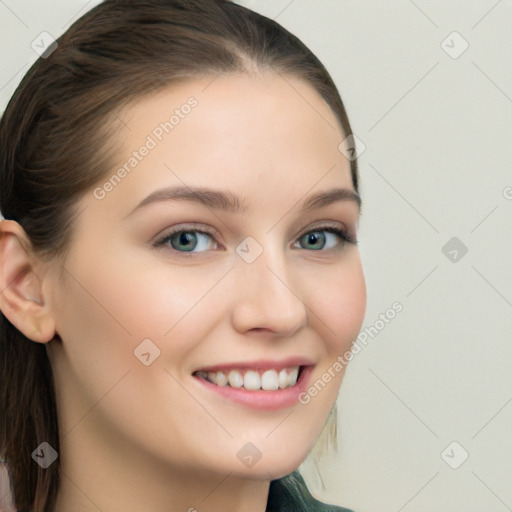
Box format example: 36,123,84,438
119,72,346,160
86,73,354,220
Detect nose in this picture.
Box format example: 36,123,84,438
230,244,308,337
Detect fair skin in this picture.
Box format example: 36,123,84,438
0,73,366,512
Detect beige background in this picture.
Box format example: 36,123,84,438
1,1,512,511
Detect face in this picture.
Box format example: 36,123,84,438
46,73,366,483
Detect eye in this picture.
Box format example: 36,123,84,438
153,222,357,255
153,226,218,253
293,225,357,251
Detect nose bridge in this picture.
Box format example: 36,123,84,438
231,235,307,334
237,234,291,292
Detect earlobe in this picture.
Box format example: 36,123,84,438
0,220,56,343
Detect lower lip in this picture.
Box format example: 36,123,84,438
193,366,314,411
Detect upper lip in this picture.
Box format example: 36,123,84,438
193,357,315,374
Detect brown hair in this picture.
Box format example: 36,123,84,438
0,1,359,510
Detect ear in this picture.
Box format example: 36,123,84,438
0,220,56,343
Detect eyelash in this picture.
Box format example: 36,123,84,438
153,222,358,255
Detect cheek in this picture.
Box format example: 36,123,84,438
53,252,214,442
57,248,232,376
62,246,204,334
306,253,367,353
112,260,234,359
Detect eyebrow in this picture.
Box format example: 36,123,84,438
127,185,361,217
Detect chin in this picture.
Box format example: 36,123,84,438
229,442,312,481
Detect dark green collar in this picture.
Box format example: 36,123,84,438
266,470,355,512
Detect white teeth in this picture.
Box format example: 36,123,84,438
278,369,289,389
197,366,301,391
228,370,244,388
216,371,228,386
261,369,279,390
243,370,261,390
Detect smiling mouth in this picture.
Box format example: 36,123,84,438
193,366,303,391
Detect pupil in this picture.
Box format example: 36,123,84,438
305,232,324,249
175,232,196,251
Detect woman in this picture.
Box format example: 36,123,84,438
0,1,366,510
